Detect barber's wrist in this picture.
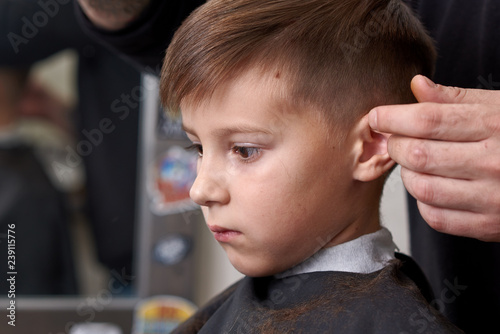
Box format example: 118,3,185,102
77,0,151,31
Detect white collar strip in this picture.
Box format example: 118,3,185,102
276,227,397,278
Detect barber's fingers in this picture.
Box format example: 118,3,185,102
411,74,500,104
402,168,500,242
371,75,500,242
414,201,500,242
369,102,500,142
401,167,500,212
368,75,500,142
387,135,500,179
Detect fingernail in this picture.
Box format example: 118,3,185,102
368,109,378,130
422,75,437,88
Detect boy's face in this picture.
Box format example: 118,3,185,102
181,69,371,277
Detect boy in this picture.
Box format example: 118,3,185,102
160,0,463,332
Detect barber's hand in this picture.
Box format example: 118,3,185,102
369,75,500,242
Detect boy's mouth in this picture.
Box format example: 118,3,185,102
208,225,241,243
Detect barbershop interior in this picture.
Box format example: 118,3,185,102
1,1,499,334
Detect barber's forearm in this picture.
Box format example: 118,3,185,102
77,0,151,31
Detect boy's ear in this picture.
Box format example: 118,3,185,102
351,114,395,182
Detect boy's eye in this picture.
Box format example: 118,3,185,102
185,144,203,157
232,146,260,160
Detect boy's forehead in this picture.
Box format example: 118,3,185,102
181,69,314,130
181,68,281,110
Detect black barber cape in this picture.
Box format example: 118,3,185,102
173,259,462,333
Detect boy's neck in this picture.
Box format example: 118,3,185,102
322,183,383,249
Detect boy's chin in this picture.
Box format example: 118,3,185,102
230,258,287,278
223,246,297,277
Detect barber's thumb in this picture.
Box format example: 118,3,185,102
411,74,500,104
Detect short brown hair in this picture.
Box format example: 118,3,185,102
160,0,435,127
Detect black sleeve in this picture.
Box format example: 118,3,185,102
406,1,500,334
0,0,89,66
74,0,205,73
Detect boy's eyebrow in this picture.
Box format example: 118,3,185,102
212,125,273,137
182,123,273,137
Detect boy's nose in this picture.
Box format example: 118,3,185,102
189,159,229,207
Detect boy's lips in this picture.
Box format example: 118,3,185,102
208,225,242,243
